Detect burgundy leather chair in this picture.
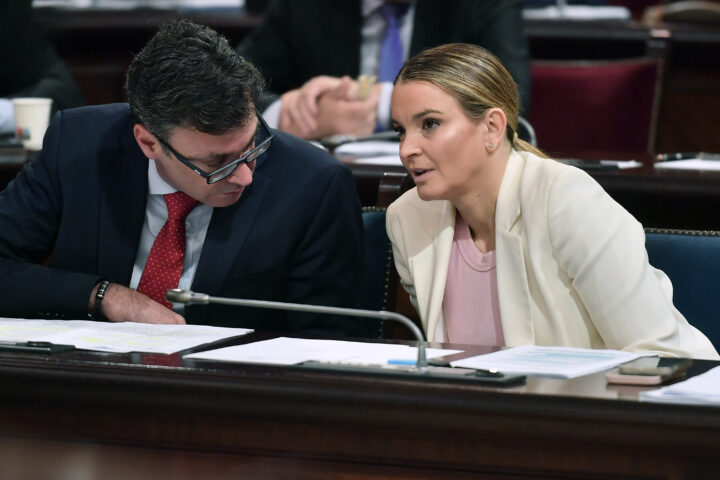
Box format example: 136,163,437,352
529,57,664,157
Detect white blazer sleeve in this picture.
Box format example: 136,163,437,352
546,168,719,359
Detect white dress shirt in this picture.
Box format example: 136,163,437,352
0,99,15,134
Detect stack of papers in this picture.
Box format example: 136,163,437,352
0,318,250,354
641,366,720,405
522,5,630,20
334,141,402,166
600,160,643,169
654,159,720,171
33,0,243,8
451,345,648,379
184,336,460,366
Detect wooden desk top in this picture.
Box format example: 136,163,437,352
0,332,718,479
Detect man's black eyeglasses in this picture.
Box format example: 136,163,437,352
158,111,273,184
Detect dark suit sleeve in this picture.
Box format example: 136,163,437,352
11,45,85,114
0,0,84,113
410,1,530,116
237,0,363,111
284,164,368,337
0,112,101,319
465,0,531,116
236,0,298,107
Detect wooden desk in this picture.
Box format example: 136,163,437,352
589,162,720,230
0,334,718,479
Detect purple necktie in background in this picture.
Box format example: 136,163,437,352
377,3,409,83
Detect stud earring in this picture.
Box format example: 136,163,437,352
488,143,494,149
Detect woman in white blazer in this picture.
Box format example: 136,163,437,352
387,43,718,359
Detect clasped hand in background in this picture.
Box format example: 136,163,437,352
279,75,381,140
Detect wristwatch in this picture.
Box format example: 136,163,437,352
92,280,110,321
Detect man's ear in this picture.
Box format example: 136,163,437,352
483,107,507,149
133,124,161,159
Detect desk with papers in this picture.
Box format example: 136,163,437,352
0,329,718,480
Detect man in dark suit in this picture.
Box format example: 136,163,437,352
237,0,530,140
0,20,366,337
0,0,84,134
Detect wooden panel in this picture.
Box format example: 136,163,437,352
0,344,718,479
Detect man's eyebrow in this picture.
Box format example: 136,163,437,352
202,125,258,161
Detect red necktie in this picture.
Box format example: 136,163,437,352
137,192,199,309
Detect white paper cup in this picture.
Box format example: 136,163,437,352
11,97,53,151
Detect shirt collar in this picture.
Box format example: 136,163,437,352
363,0,384,16
363,0,414,17
147,159,177,195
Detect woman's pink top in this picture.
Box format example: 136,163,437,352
442,214,505,346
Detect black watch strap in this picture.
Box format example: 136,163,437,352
92,280,110,321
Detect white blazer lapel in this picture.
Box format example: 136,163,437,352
495,151,534,346
408,200,455,341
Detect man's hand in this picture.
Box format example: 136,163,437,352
93,283,186,324
279,75,343,137
311,80,381,139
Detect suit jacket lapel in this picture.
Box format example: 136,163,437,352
495,151,534,345
189,170,270,325
97,129,148,285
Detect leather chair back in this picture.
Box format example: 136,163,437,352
645,228,720,350
530,58,663,156
360,207,397,337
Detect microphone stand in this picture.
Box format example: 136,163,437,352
167,289,428,370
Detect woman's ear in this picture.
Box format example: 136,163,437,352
133,124,162,159
483,107,507,152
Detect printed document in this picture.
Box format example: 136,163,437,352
184,336,460,366
641,366,720,405
451,345,648,378
0,318,251,354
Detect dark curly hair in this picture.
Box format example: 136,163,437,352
126,19,265,141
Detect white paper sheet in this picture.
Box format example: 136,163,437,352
522,6,630,20
654,159,720,171
0,318,251,354
33,0,244,8
347,155,403,166
600,160,643,169
184,336,460,366
335,141,400,157
451,345,649,379
640,366,720,405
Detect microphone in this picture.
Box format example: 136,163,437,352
166,288,428,369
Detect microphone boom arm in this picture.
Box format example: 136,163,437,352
166,289,428,369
